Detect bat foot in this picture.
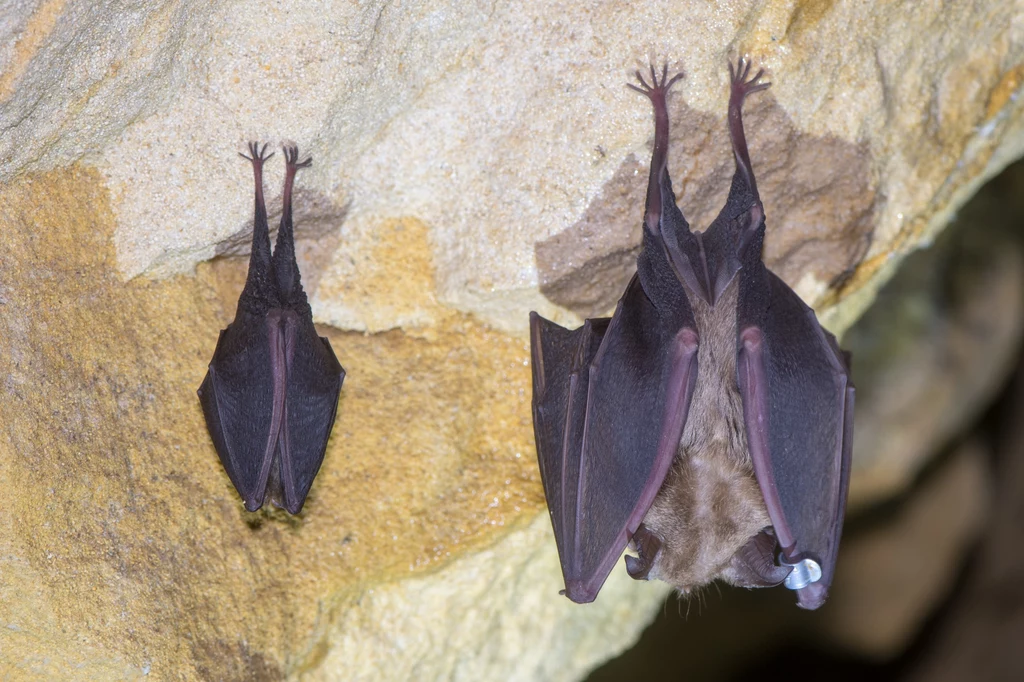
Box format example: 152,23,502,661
624,555,645,580
725,59,767,202
725,529,792,587
625,523,663,580
282,144,313,171
626,61,684,103
239,141,274,167
728,57,771,104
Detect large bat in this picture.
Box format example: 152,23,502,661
198,143,345,514
530,60,853,609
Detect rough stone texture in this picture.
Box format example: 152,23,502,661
2,1,1024,681
2,1,1023,333
306,515,668,682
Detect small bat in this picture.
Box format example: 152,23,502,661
198,143,345,514
530,60,853,609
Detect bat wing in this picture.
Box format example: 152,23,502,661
278,321,345,514
198,316,279,511
532,275,699,603
530,312,609,577
737,271,854,609
199,315,345,514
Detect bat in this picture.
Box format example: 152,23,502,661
530,60,853,609
198,143,345,514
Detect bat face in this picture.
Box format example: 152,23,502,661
198,143,345,515
530,61,853,609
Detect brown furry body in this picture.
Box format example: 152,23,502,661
640,278,771,592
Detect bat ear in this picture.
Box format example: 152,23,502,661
723,528,792,587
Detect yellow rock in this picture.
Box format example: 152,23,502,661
0,166,546,678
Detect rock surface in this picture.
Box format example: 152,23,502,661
2,1,1024,681
2,1,1022,334
0,166,550,679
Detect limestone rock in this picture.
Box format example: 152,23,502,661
2,1,1024,681
1,1,1022,334
306,515,668,682
0,166,551,679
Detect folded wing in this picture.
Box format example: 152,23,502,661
279,319,345,514
198,314,279,511
737,271,854,609
531,275,698,603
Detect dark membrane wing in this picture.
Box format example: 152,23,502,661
280,321,345,514
198,315,278,510
566,275,698,602
530,312,609,584
699,173,762,302
738,271,853,609
645,153,714,306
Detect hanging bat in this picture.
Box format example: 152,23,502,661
198,143,345,514
530,60,853,609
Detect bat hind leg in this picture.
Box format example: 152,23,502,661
627,62,684,234
625,523,663,580
727,58,770,195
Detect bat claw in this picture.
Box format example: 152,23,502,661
624,554,650,580
282,144,313,170
729,56,771,102
239,141,274,166
625,523,663,580
626,60,685,100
